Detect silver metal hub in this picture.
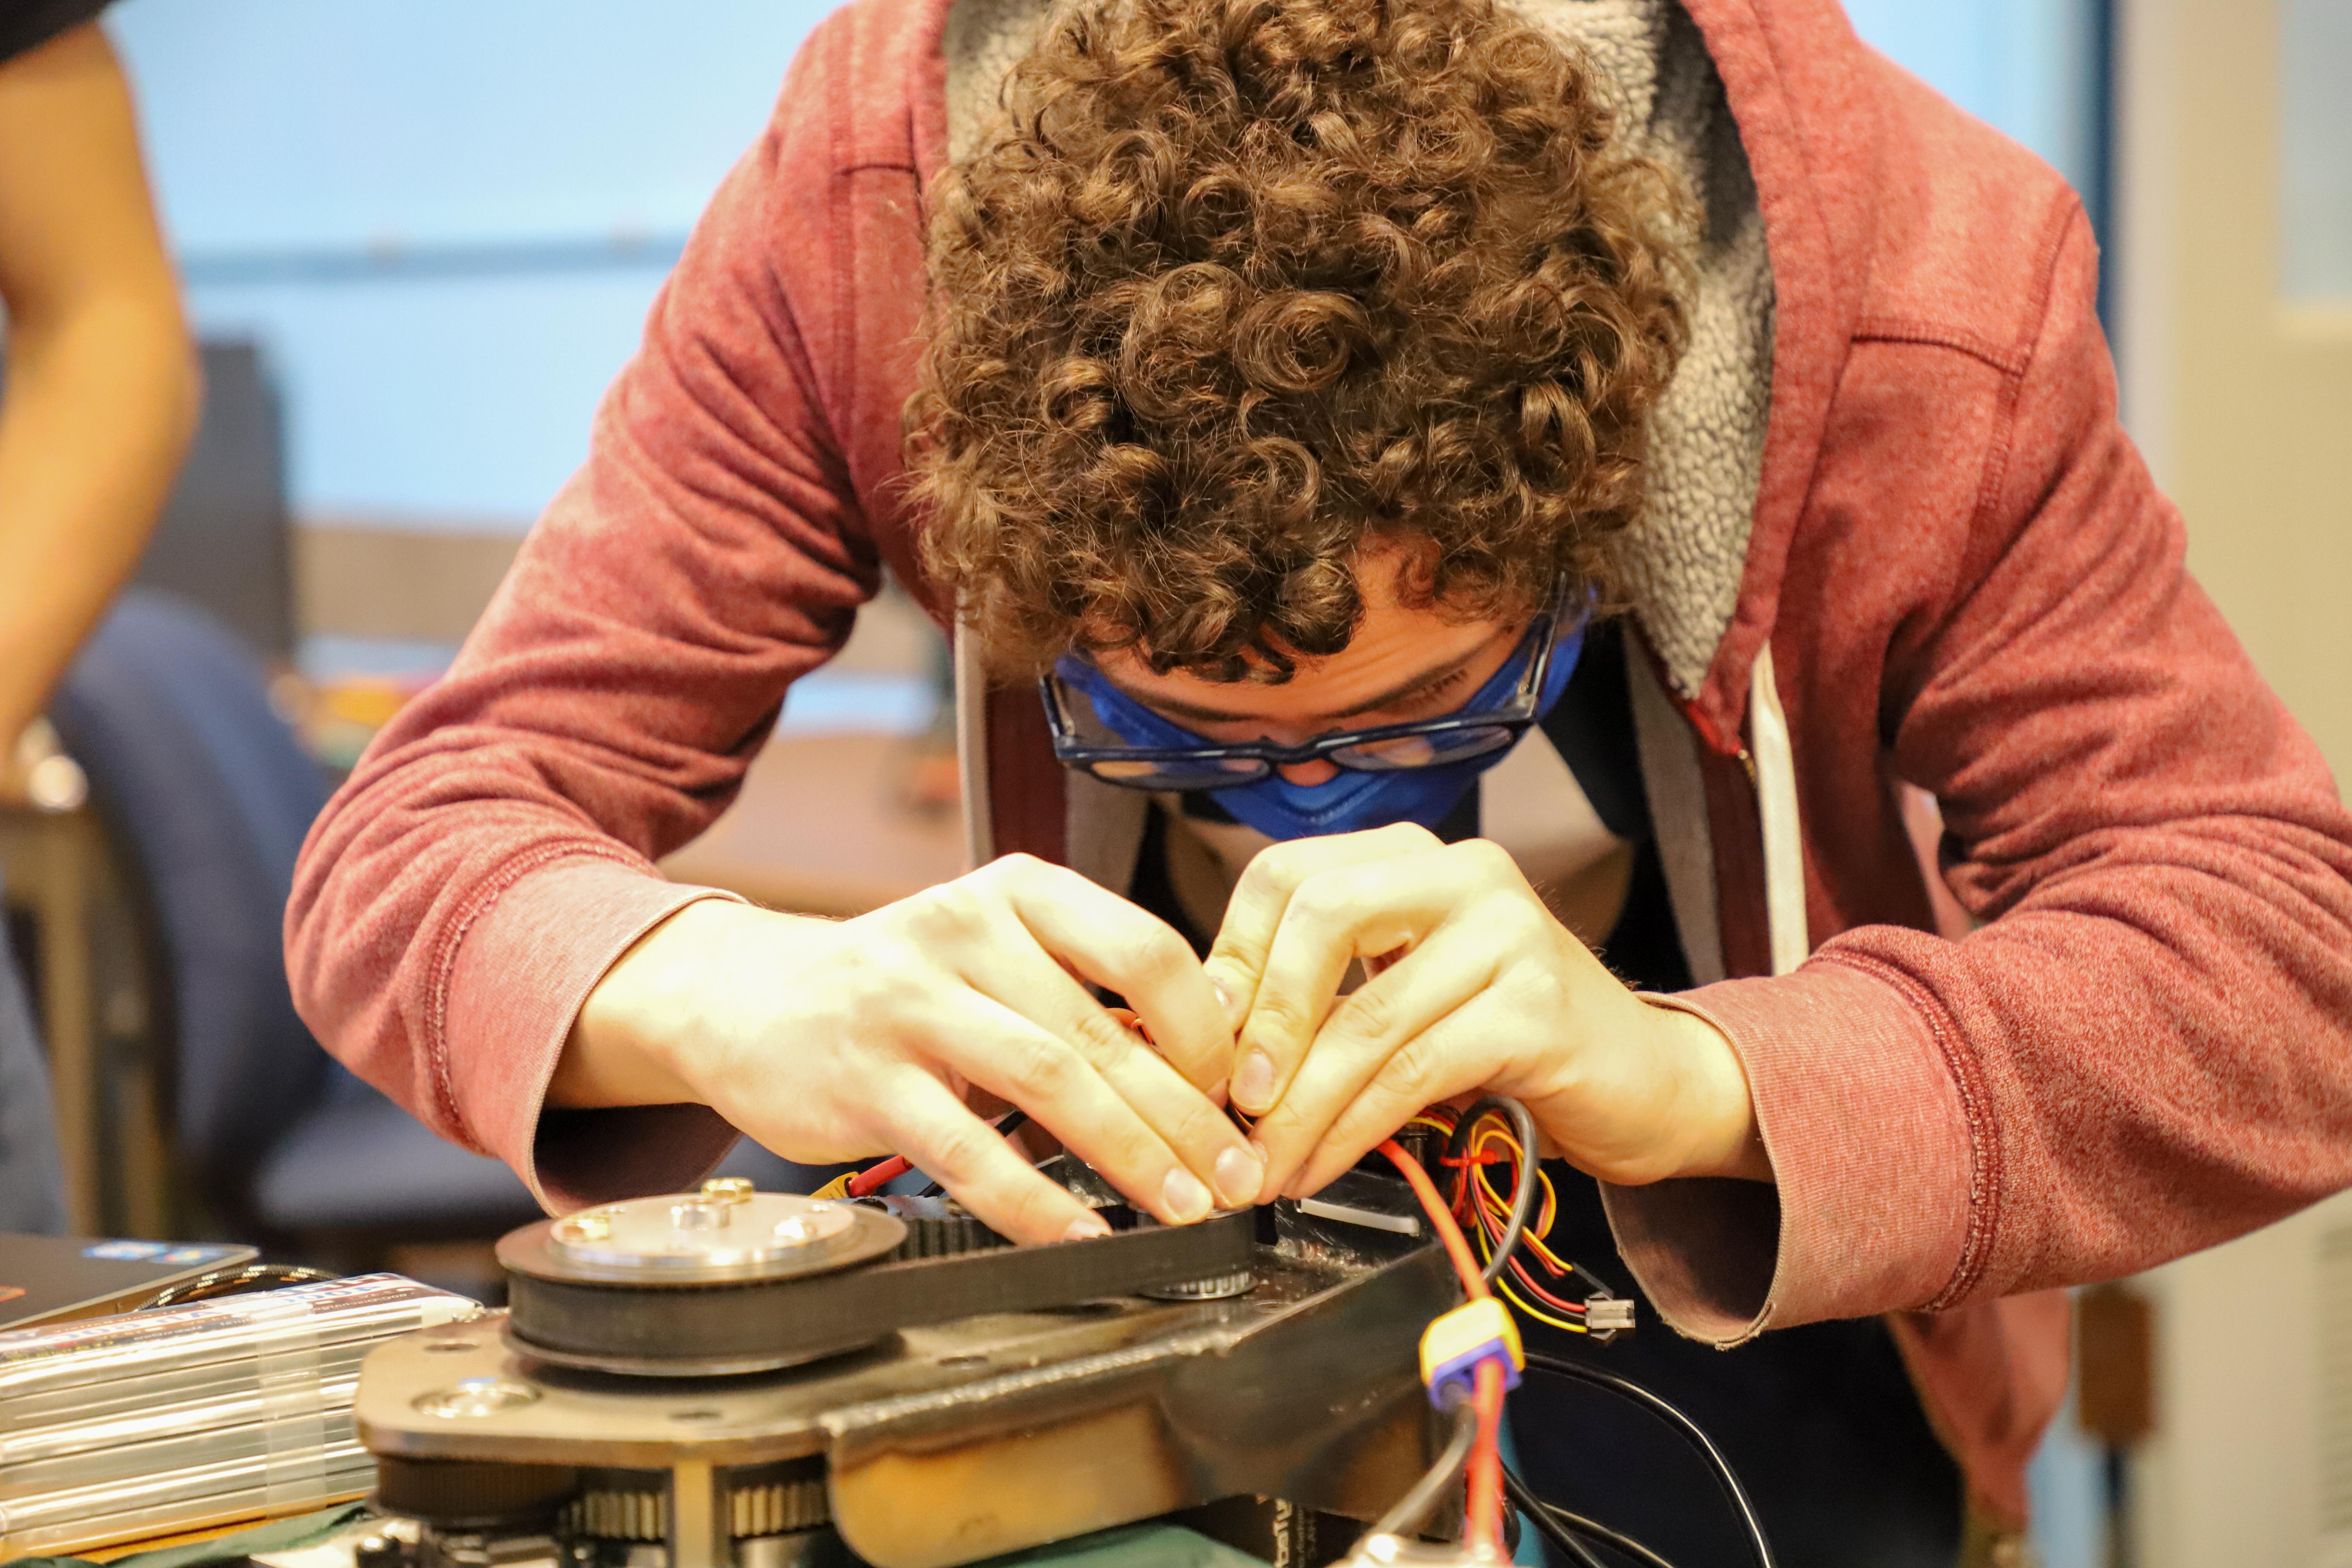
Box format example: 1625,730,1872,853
500,1181,896,1287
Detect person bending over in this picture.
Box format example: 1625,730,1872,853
288,0,2352,1560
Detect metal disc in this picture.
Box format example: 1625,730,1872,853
499,1184,906,1287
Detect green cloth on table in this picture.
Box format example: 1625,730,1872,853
978,1523,1271,1567
14,1511,1266,1568
13,1503,373,1568
9,1504,1260,1568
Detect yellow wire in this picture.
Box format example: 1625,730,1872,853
1468,1124,1558,1243
1406,1105,1605,1325
1462,1119,1592,1306
1497,1272,1589,1334
1474,1129,1563,1243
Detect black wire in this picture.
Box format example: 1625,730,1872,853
1501,1463,1680,1568
916,1109,1031,1198
1372,1391,1481,1540
1568,1260,1620,1299
1447,1095,1539,1286
1525,1351,1776,1568
1501,1461,1610,1568
137,1263,337,1311
1545,1507,1680,1568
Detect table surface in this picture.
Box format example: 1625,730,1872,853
658,731,965,917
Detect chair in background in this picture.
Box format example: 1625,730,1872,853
47,590,812,1269
46,588,533,1244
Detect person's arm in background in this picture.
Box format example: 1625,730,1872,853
0,20,199,767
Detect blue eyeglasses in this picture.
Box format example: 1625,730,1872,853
1040,581,1580,793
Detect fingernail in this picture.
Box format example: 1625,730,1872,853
1162,1166,1213,1223
1062,1211,1112,1243
1233,1049,1276,1113
1213,1144,1264,1208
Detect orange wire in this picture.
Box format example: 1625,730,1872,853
1377,1139,1488,1299
1467,1358,1507,1556
1377,1138,1508,1558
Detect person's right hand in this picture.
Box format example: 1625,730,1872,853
556,853,1263,1245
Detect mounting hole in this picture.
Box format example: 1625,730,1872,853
670,1409,723,1422
935,1353,989,1368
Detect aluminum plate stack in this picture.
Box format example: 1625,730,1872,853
0,1274,481,1562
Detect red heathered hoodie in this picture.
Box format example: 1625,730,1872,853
285,0,2352,1529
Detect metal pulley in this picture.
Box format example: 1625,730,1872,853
498,1179,907,1288
496,1176,1256,1377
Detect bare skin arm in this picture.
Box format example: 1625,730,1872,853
0,21,198,765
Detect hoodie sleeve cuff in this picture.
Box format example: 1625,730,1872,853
439,854,748,1213
1598,961,1975,1343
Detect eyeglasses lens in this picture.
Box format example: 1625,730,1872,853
1331,725,1516,772
1086,756,1270,790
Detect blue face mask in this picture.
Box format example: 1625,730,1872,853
1054,621,1583,841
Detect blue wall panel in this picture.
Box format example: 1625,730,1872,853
1846,0,2101,201
2282,0,2352,302
182,262,678,524
113,0,827,254
109,0,828,528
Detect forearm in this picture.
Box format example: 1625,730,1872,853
0,20,198,749
1631,997,1770,1183
0,291,198,745
555,898,821,1110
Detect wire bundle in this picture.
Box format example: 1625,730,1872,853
1405,1098,1624,1338
1372,1136,1511,1559
1375,1098,1777,1568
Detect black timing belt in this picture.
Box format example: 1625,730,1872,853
507,1208,1256,1372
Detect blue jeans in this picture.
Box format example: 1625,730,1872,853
0,884,68,1234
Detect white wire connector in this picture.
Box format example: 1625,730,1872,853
1585,1296,1635,1336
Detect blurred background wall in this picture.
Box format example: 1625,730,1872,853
2113,3,2352,1567
87,2,2352,1565
103,0,2116,680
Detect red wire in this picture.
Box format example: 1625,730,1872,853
1377,1138,1508,1558
1507,1252,1590,1316
1467,1358,1507,1556
1377,1140,1488,1299
845,1106,1033,1200
845,1155,911,1198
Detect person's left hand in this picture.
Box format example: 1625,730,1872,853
1201,824,1772,1204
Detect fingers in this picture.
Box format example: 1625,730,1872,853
1226,851,1485,1120
952,931,1265,1211
1203,824,1444,1044
985,856,1235,1096
1287,1006,1507,1200
926,987,1244,1226
1246,922,1503,1200
867,1065,1109,1245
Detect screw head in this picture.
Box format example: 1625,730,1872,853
412,1377,539,1418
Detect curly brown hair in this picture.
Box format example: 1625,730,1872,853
907,0,1689,681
